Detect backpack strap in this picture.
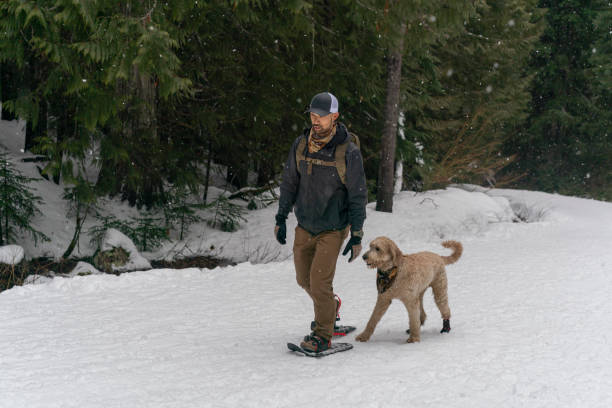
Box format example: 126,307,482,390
334,141,349,185
334,132,360,185
295,131,360,185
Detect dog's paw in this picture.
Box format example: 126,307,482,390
355,332,370,342
406,337,420,343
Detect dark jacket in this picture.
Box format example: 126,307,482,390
276,123,367,235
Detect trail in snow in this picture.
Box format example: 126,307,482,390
1,189,612,408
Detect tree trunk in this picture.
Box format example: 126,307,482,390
203,138,212,202
376,21,405,213
62,208,86,259
52,101,73,185
0,64,17,121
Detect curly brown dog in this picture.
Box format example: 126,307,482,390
356,237,462,343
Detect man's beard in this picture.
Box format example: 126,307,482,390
313,122,336,139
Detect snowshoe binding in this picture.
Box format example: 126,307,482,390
309,294,357,337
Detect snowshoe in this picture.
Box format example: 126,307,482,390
287,341,352,357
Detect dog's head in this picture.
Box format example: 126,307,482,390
362,236,403,271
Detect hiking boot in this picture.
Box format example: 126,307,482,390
300,333,331,353
309,294,342,330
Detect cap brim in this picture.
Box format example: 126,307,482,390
305,108,332,116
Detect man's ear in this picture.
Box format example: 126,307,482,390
332,112,340,122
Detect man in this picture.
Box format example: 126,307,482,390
274,92,367,353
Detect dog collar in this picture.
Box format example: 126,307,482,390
377,267,397,276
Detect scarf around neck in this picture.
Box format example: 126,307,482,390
308,124,337,153
376,267,398,294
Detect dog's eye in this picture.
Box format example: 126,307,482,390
375,247,380,251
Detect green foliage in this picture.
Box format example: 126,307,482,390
2,0,611,219
88,215,132,250
403,0,543,189
162,187,207,241
61,179,98,259
208,196,247,232
508,0,612,197
1,0,195,208
89,213,168,252
0,153,48,245
131,215,168,252
166,0,387,192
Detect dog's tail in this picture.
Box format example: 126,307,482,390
441,241,462,265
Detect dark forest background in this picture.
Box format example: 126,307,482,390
1,0,611,212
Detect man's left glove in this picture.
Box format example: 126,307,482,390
342,231,363,263
274,215,287,245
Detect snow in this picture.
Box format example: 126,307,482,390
0,114,26,153
22,273,53,285
1,184,612,407
0,245,24,265
69,261,103,277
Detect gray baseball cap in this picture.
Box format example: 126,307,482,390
306,92,339,116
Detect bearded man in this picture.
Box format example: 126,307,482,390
274,92,367,352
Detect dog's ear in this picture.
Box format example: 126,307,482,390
390,240,403,266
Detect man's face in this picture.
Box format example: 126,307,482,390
310,112,339,133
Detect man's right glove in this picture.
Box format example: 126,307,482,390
274,215,287,245
342,231,363,262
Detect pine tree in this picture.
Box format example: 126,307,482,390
162,186,207,241
0,153,48,245
1,0,194,208
372,0,478,203
165,0,387,197
512,0,609,196
401,0,542,190
584,1,612,198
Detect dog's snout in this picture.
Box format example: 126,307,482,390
362,252,368,260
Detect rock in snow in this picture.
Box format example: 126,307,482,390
68,261,103,277
101,228,152,272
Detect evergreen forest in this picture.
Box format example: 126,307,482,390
1,0,611,213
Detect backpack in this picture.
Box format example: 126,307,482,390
295,131,360,186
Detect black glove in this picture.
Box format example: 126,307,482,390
342,234,362,263
275,215,287,245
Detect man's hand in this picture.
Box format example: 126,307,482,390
342,233,362,262
274,216,287,245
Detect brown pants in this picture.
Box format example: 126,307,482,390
293,226,348,340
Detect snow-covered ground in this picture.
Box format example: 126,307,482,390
2,182,612,407
0,116,267,263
